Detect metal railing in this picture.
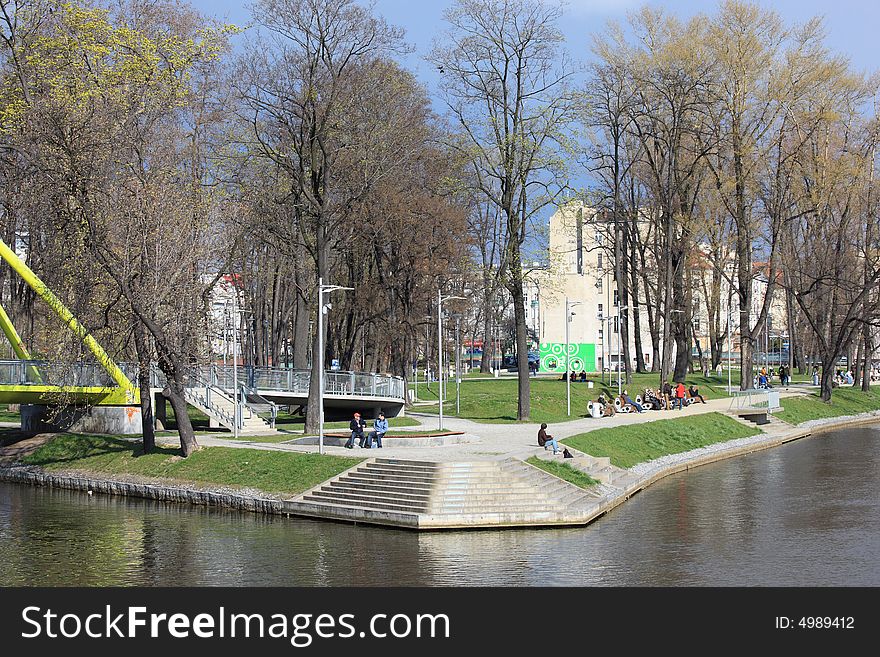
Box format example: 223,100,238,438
0,360,406,401
728,388,782,413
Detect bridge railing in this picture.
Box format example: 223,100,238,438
0,360,406,402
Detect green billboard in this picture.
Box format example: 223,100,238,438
539,342,596,373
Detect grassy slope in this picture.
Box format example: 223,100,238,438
775,386,880,425
562,412,760,469
525,457,599,489
21,434,361,495
414,374,732,424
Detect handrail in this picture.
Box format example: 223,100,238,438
0,359,407,402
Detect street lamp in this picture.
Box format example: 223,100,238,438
565,297,581,416
227,296,241,440
438,291,465,430
726,296,733,393
318,278,353,455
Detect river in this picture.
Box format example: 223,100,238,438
2,424,878,586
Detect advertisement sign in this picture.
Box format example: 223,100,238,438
538,342,597,373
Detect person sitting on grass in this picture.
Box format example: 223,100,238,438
579,371,587,382
688,384,706,404
537,423,560,455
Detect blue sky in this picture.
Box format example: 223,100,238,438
192,0,880,88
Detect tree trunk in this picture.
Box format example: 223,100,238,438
304,235,329,434
629,232,647,373
507,242,530,421
862,328,873,392
480,294,493,373
134,323,155,454
162,370,198,457
819,362,834,402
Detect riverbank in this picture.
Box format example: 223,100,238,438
2,399,879,530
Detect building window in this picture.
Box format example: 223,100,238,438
614,316,619,333
613,289,619,307
598,303,603,318
598,327,604,342
596,231,603,245
597,278,602,293
597,253,603,270
694,318,701,333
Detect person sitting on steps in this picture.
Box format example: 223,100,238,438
537,423,560,455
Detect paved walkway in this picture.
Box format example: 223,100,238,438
159,388,810,463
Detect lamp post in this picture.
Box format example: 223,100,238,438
727,296,732,393
438,291,465,430
229,295,240,440
565,297,581,416
453,313,462,416
318,278,353,455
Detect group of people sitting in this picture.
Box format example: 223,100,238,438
344,411,389,449
559,370,588,382
588,381,707,417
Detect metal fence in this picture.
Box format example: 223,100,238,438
0,360,406,401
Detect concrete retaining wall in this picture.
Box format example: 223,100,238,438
21,404,142,435
0,467,293,516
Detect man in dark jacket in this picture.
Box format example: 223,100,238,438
344,412,366,449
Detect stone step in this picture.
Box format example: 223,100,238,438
291,500,421,523
343,471,437,484
331,480,544,500
334,478,434,494
345,472,522,488
302,494,427,514
364,462,502,475
314,487,432,505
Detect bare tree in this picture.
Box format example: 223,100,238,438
432,0,574,420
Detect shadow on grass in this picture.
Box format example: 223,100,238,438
22,434,180,468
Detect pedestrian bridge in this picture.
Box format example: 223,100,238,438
0,359,406,433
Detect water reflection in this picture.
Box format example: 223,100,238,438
1,425,878,586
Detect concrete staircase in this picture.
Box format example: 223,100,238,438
289,457,601,529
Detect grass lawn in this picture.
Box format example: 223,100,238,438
774,386,880,425
21,434,361,495
0,408,20,422
562,412,761,469
414,373,733,424
525,457,599,489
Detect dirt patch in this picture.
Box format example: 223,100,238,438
0,432,55,466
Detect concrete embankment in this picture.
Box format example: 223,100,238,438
2,410,879,531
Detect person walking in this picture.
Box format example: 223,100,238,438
537,423,561,455
368,412,388,449
344,412,366,449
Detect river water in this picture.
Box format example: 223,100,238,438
2,424,879,586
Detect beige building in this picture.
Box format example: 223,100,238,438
535,202,655,373
536,202,792,374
